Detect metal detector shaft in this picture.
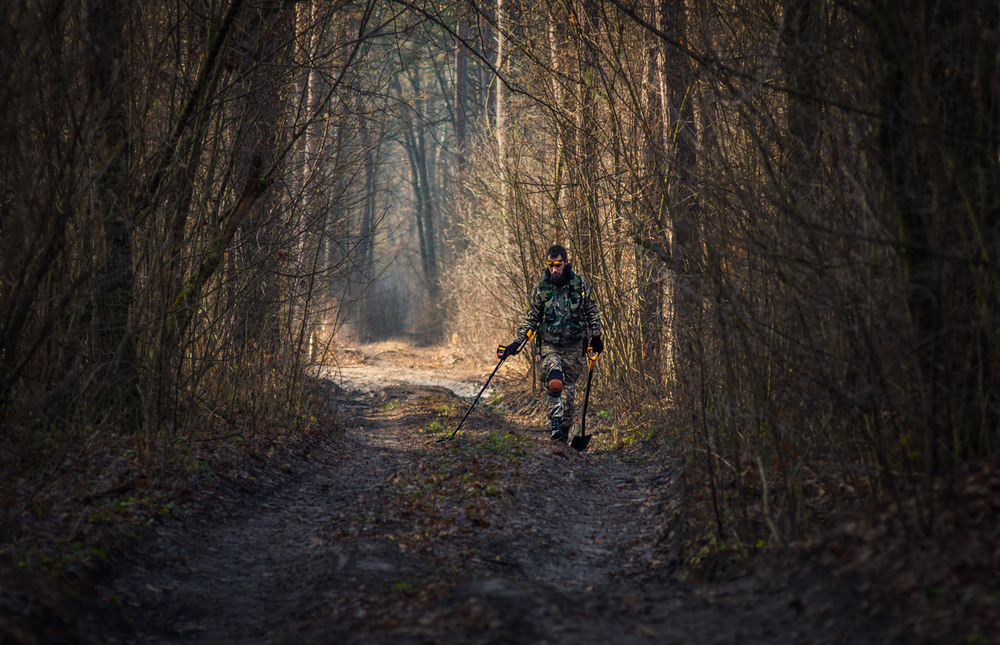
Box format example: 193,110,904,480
438,331,533,443
441,358,504,441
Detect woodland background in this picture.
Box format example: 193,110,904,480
2,0,999,585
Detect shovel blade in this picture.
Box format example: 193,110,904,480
570,433,591,452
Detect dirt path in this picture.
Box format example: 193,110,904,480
88,343,908,644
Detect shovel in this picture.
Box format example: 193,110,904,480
436,331,533,443
570,349,599,452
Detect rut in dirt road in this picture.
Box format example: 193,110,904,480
91,379,907,644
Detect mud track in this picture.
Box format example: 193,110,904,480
90,343,906,644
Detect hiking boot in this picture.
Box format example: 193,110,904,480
550,417,567,443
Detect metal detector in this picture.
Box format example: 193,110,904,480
435,331,533,443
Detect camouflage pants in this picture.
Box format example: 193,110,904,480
538,342,585,430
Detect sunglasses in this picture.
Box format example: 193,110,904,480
545,260,565,268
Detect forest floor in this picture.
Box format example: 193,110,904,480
2,340,995,643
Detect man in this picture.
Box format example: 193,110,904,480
501,245,604,442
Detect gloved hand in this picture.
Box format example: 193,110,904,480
498,339,522,360
589,335,604,354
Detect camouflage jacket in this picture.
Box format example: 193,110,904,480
514,270,602,347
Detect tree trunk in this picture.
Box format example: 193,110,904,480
403,126,431,293
573,0,600,268
416,121,439,300
547,5,569,242
297,0,325,235
401,68,440,304
455,16,469,180
659,0,699,376
782,0,823,179
496,0,510,227
86,0,139,426
357,107,376,285
232,2,291,352
638,0,668,384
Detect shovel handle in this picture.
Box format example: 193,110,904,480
573,354,598,450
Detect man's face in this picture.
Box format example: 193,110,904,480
546,255,566,278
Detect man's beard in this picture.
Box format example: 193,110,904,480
549,266,571,286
